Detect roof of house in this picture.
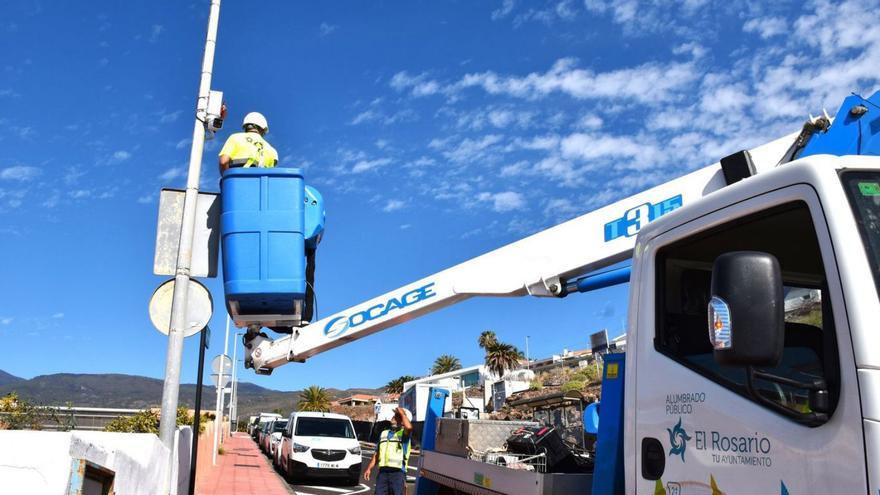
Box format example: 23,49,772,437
339,394,379,402
403,364,487,389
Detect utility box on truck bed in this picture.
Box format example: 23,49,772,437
434,419,538,458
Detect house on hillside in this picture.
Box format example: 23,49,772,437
337,394,379,407
401,364,532,419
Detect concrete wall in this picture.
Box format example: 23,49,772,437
0,427,192,495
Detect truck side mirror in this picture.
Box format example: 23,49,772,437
708,251,784,367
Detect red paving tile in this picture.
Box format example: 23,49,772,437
196,432,290,495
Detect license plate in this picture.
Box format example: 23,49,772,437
317,463,339,469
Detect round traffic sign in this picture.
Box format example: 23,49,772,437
149,278,213,337
212,354,232,374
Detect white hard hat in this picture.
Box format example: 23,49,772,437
242,112,268,132
396,407,412,422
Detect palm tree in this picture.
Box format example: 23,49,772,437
384,375,416,394
478,330,497,350
431,355,462,375
484,342,524,378
297,385,331,412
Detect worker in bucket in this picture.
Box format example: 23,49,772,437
364,406,413,495
218,112,278,174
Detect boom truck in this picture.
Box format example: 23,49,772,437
219,91,880,494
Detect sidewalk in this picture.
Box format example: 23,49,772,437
196,432,290,495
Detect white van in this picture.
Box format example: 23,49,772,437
277,412,362,485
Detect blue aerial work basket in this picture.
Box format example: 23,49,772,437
220,167,324,327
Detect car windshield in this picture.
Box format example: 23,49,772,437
295,417,355,438
272,420,288,433
841,171,880,296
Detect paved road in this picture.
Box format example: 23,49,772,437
270,446,420,495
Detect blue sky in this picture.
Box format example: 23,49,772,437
1,0,879,392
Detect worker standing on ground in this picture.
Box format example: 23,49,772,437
218,112,278,174
364,407,413,495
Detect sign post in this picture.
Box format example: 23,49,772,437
590,329,609,378
211,354,232,465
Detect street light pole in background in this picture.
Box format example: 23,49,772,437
229,332,243,434
525,336,530,370
220,316,230,441
157,0,221,467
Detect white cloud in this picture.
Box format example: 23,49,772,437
319,22,338,36
52,313,64,319
0,165,40,181
382,199,406,212
577,114,603,130
390,71,442,97
352,158,392,173
0,317,12,325
492,0,515,20
149,24,164,43
392,58,698,105
456,58,698,104
478,191,525,212
137,194,155,204
159,167,185,181
69,189,92,199
111,150,131,162
441,134,504,163
673,42,707,59
350,109,379,125
743,16,787,39
159,110,182,123
175,138,191,149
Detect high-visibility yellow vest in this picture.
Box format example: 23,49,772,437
377,428,411,471
219,132,278,168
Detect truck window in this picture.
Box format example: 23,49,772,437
655,201,840,425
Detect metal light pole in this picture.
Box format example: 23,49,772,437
157,0,221,482
525,336,530,370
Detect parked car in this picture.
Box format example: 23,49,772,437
258,419,274,453
277,412,362,485
246,415,258,436
252,413,282,442
266,419,288,459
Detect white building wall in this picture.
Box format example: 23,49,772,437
0,427,191,495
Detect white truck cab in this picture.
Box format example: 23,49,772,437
277,411,362,485
627,156,879,493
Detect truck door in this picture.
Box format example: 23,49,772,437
633,186,866,494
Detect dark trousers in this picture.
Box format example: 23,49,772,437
375,468,405,495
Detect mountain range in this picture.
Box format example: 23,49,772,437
0,370,382,421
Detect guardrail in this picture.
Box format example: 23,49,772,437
0,406,145,431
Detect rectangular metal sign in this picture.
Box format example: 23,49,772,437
154,188,220,278
590,329,609,355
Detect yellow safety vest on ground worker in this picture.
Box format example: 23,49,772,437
218,132,279,168
377,429,411,471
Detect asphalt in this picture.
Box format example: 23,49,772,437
266,444,421,495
